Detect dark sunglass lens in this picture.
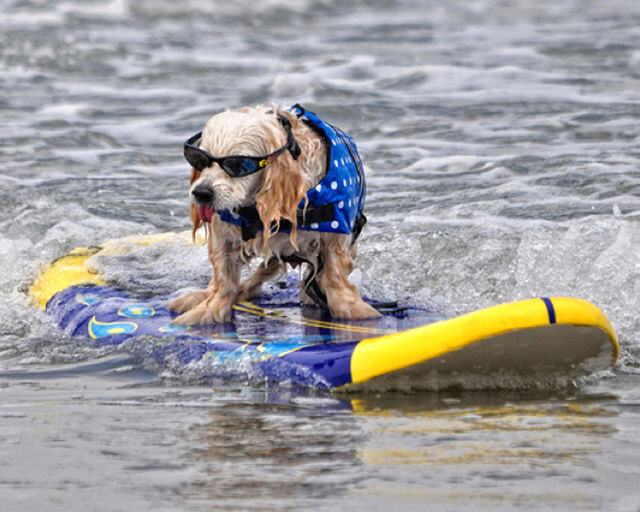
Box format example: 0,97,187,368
224,158,259,177
184,147,210,171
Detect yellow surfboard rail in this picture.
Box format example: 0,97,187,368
349,296,618,387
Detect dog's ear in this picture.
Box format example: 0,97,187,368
189,168,203,241
255,110,307,251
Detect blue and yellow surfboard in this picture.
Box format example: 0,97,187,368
29,234,619,390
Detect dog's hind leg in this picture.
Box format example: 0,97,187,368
319,236,380,320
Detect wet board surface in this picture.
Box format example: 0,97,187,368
45,279,443,389
31,238,619,391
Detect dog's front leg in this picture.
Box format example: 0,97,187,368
168,276,216,314
319,238,380,320
173,237,241,325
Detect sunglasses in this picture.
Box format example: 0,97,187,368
183,115,300,178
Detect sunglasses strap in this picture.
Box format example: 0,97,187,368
277,115,301,160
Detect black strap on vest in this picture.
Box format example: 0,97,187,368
236,204,366,246
236,204,337,242
352,213,367,243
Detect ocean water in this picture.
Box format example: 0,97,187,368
1,0,640,510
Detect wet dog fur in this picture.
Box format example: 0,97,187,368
169,105,379,325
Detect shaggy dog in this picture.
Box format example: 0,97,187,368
169,104,379,325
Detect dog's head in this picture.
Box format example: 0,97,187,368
187,106,309,247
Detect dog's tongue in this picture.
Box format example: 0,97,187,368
198,205,215,223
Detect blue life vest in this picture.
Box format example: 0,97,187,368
218,104,367,239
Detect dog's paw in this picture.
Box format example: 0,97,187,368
330,299,381,320
168,289,210,314
172,294,234,325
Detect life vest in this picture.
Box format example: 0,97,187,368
217,104,367,241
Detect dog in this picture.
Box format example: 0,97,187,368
169,104,380,325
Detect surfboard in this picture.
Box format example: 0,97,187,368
29,233,619,390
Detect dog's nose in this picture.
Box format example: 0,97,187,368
192,184,215,204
